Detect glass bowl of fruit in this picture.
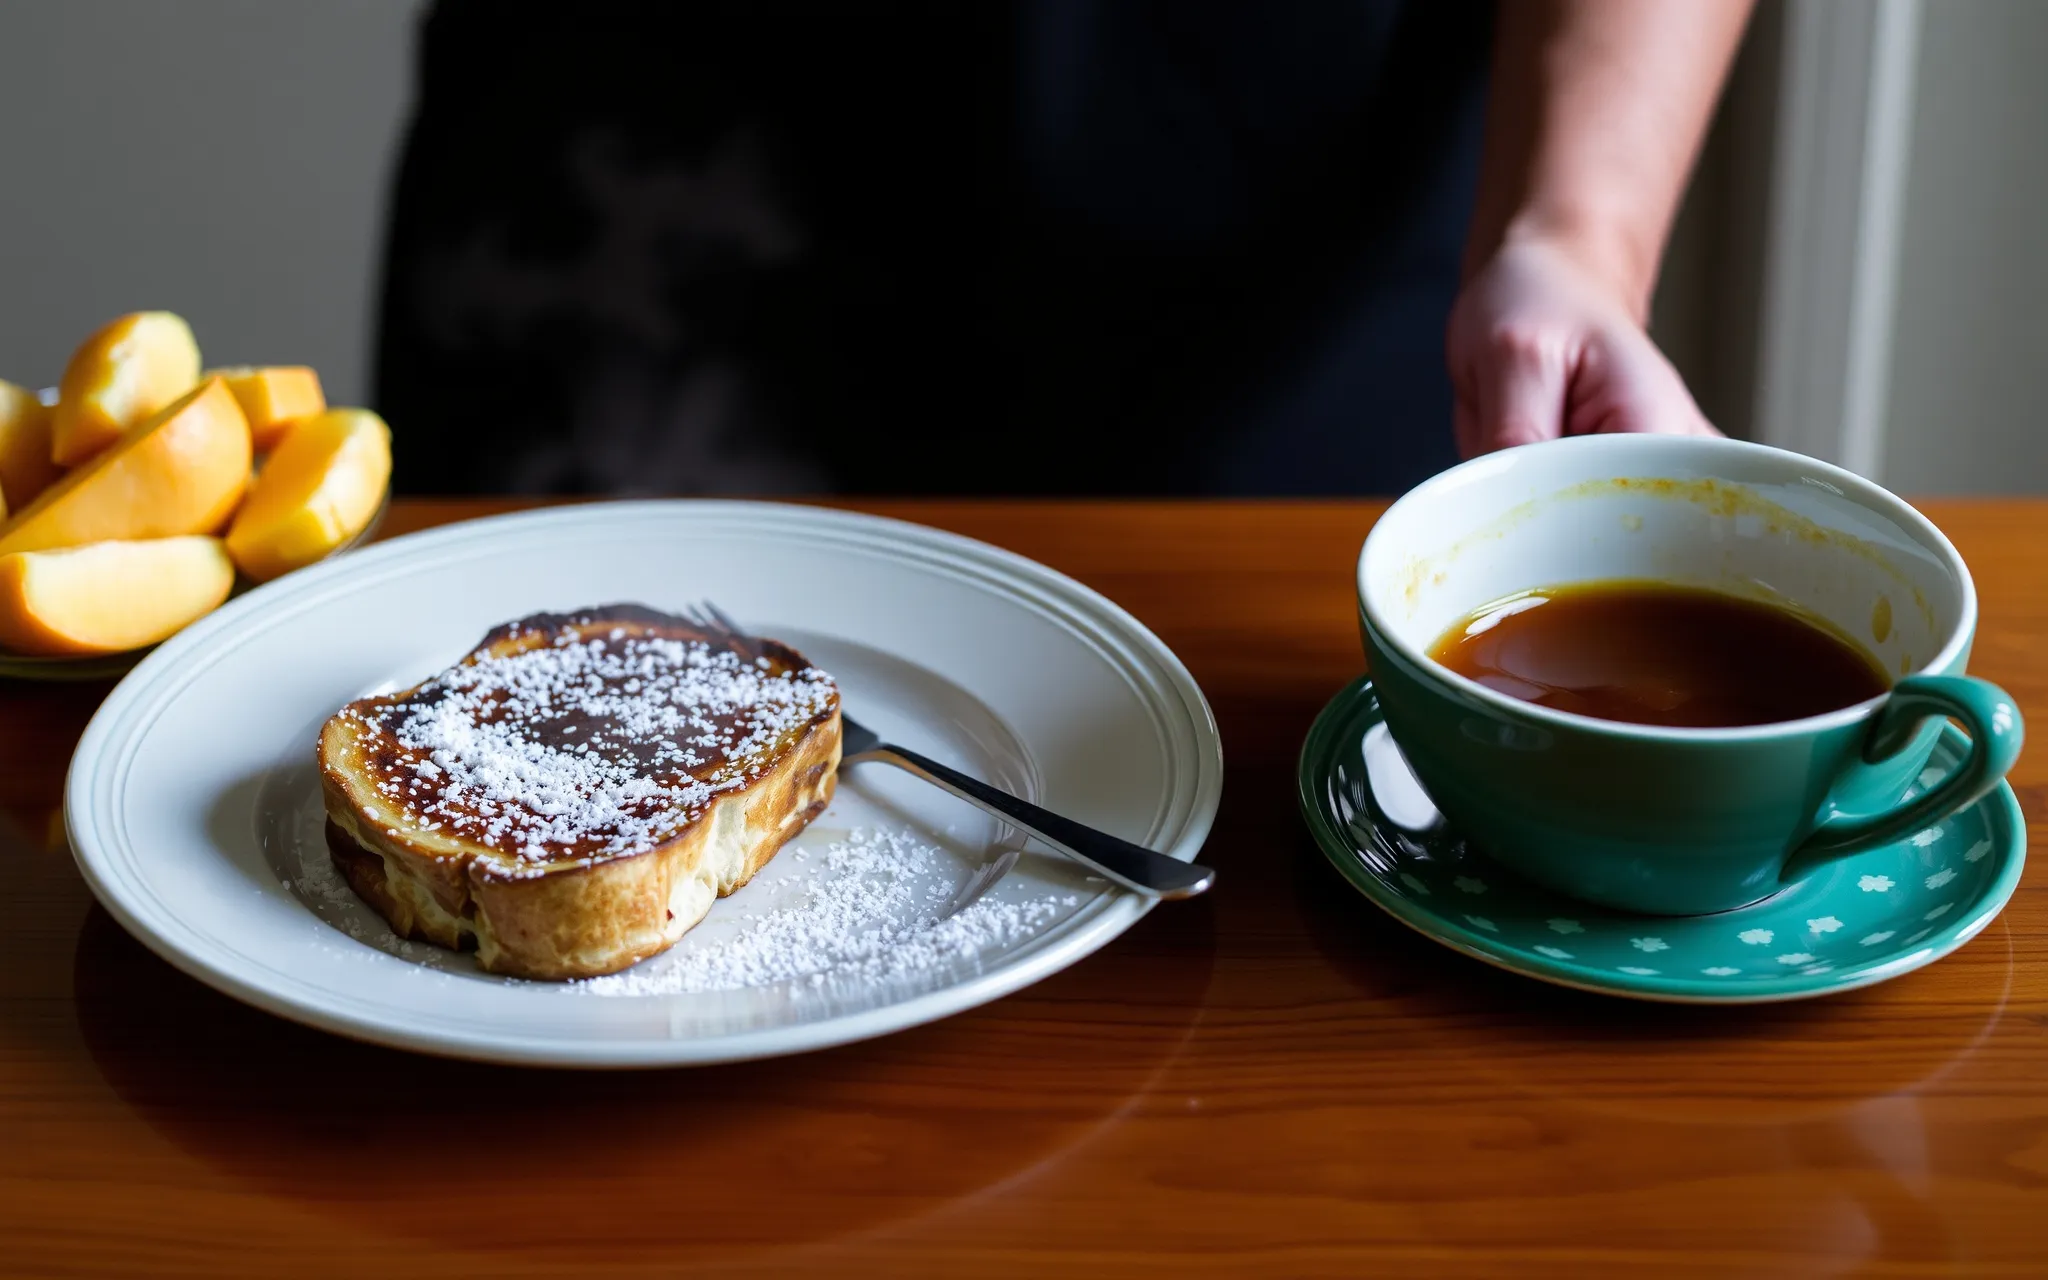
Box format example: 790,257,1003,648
0,312,391,681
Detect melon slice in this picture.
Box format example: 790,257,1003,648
210,365,325,451
0,536,234,655
51,311,202,465
0,376,251,556
226,407,390,581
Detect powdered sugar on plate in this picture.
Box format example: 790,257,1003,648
579,827,1078,997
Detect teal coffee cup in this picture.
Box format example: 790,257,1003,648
1358,435,2023,916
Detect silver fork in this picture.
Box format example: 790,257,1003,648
683,601,1215,900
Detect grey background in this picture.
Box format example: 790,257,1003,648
0,1,415,406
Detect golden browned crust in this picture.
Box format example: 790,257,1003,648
317,605,841,980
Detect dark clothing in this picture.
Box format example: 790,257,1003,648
374,0,1492,496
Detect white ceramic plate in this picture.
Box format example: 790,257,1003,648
65,501,1222,1067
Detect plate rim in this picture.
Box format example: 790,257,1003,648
65,499,1224,1066
1297,674,2025,1005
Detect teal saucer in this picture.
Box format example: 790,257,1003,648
1298,677,2026,1003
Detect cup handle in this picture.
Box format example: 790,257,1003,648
1784,675,2024,878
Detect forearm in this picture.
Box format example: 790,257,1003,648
1464,0,1755,321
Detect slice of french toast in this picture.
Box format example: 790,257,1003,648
318,604,840,980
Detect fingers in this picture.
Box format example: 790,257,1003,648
1446,240,1722,459
1569,327,1721,439
1467,324,1571,455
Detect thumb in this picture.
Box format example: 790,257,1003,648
1472,328,1571,454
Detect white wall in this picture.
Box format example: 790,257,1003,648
0,1,420,405
1651,0,1782,444
1880,0,2048,494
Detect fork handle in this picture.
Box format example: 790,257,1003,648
845,743,1215,899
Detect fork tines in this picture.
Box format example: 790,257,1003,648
686,600,762,663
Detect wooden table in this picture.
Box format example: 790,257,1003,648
4,498,2046,1278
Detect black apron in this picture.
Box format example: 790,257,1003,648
374,0,1492,495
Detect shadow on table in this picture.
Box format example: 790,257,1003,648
72,890,1215,1266
1292,824,2015,1126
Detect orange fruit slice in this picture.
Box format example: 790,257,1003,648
0,381,61,513
0,536,234,655
0,376,251,556
209,365,325,451
226,407,390,582
51,312,202,466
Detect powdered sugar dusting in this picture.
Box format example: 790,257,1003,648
341,624,835,866
579,827,1077,996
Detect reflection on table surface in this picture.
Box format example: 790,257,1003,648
4,499,2047,1277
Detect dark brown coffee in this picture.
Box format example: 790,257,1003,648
1427,580,1890,728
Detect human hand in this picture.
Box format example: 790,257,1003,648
1446,237,1719,458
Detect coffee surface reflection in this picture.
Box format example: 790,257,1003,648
1428,581,1890,728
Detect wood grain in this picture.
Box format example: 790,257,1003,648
4,497,2048,1278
